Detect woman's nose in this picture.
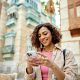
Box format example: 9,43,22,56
40,35,45,41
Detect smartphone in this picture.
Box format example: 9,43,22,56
26,50,37,57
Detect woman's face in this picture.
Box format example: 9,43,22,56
38,27,52,47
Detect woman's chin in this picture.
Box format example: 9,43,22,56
43,44,49,47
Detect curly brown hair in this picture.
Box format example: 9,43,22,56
31,23,62,49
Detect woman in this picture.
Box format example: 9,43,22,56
26,23,78,80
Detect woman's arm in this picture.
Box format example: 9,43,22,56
25,57,38,80
50,50,78,80
50,62,65,80
36,50,78,80
63,50,78,80
25,67,35,80
35,53,65,80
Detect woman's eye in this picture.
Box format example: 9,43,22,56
38,32,47,38
44,32,47,35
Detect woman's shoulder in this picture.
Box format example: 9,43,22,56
61,48,75,59
55,46,74,56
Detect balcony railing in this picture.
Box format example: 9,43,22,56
6,18,16,26
24,1,38,11
7,5,17,15
2,45,14,54
26,13,39,23
4,32,16,38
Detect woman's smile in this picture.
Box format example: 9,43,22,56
41,38,48,44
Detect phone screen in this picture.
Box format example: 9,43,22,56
26,51,37,57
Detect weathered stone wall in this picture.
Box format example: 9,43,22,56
0,74,16,80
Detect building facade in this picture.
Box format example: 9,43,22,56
0,0,2,61
60,0,80,76
0,1,2,16
0,0,56,79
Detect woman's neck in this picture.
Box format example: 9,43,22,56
43,43,55,52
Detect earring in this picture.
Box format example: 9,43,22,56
40,43,43,49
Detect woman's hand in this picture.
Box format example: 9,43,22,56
27,56,39,67
27,53,54,68
35,53,53,68
26,56,39,74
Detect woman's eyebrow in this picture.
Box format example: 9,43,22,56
42,31,48,33
42,31,47,33
38,31,48,35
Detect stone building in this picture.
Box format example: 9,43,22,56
0,0,56,79
60,0,80,78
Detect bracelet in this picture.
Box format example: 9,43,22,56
26,67,33,74
26,68,35,77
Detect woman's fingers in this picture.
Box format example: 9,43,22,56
27,53,52,67
37,53,46,59
27,57,40,66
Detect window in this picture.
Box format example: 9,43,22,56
4,32,16,46
69,8,75,26
5,37,13,46
8,12,17,20
26,0,29,3
34,3,37,9
6,66,11,73
76,6,80,17
69,8,74,19
12,0,18,4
